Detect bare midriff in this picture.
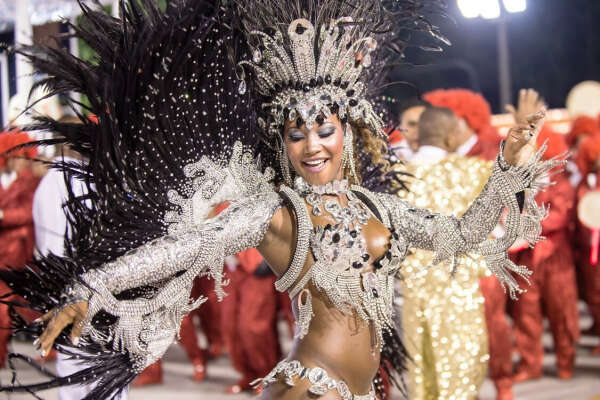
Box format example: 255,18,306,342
259,290,381,399
259,198,391,399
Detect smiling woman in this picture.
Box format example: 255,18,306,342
0,1,563,399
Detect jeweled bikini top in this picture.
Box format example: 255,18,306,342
277,177,407,351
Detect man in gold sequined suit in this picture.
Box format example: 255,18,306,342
396,107,492,400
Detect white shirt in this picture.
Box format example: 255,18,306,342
391,139,415,161
456,135,478,157
410,145,448,165
32,157,87,256
0,171,17,190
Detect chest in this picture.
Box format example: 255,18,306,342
302,190,406,277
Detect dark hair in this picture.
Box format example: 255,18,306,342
397,98,431,120
418,106,457,146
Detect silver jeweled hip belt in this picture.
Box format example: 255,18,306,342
251,360,376,400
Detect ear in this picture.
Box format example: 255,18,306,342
443,131,454,152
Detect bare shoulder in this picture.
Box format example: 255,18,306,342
258,204,295,277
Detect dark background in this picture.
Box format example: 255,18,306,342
388,0,600,113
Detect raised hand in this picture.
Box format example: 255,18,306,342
503,108,546,167
505,88,545,125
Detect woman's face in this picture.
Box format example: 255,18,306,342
284,113,345,186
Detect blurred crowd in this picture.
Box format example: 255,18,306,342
0,86,599,400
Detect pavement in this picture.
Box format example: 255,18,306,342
0,306,599,400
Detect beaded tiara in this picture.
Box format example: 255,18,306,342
238,16,385,139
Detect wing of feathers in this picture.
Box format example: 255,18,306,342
0,0,256,398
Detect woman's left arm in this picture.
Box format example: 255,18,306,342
380,109,564,298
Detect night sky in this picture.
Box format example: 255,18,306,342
388,0,600,113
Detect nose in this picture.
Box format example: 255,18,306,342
304,131,320,155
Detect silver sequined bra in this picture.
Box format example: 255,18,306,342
65,140,563,375
277,178,406,352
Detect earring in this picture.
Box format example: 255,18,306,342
343,123,357,181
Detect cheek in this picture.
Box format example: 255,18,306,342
322,132,344,160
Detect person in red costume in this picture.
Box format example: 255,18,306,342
424,87,527,400
574,133,600,355
567,115,599,149
0,131,40,368
222,247,284,394
565,115,599,187
510,126,579,381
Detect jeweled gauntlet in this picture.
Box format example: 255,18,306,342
60,144,282,371
379,141,565,299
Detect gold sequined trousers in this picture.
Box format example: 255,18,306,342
396,155,492,399
401,257,489,400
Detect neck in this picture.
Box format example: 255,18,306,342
294,176,349,195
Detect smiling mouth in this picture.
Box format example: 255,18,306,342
302,158,329,172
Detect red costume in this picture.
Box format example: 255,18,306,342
509,125,579,380
425,88,513,399
0,132,39,367
567,115,598,148
574,134,600,353
465,134,499,161
190,276,224,358
221,248,282,393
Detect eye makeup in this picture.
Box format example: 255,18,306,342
317,124,336,138
287,129,305,142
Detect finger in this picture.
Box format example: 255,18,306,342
519,88,526,106
505,104,516,115
34,309,55,324
39,313,73,356
70,314,86,346
526,108,546,124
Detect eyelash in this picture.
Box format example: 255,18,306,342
288,129,335,142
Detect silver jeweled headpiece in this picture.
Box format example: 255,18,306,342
238,17,385,138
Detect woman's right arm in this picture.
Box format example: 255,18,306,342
36,189,284,360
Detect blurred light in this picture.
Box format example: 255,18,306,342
503,0,527,13
481,0,501,19
457,0,481,18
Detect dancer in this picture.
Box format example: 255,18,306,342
221,248,282,394
0,1,560,399
425,88,544,400
398,107,491,400
391,98,430,161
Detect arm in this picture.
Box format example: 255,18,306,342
38,142,283,369
379,143,563,299
1,206,34,228
50,190,283,370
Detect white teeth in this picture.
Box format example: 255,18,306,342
304,160,325,166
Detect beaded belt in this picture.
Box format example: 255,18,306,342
251,360,376,400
